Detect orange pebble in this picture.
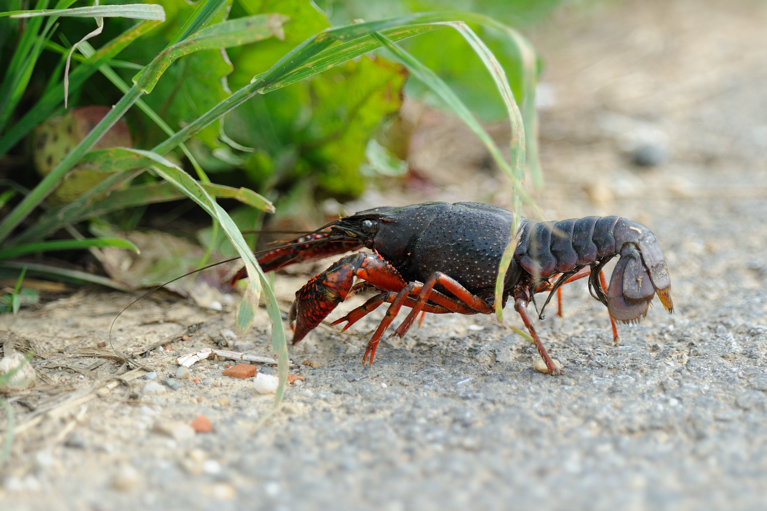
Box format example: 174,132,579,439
190,415,213,433
222,363,258,379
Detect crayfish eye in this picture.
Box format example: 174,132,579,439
361,219,377,234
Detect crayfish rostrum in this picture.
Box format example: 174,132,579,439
233,202,673,374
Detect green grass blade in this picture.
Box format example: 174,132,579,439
126,148,288,408
167,0,230,46
0,190,15,209
0,10,286,243
0,238,138,260
134,14,288,94
75,39,210,183
0,261,130,290
153,12,538,161
370,29,535,322
0,0,54,134
0,19,160,156
372,32,528,200
4,4,165,20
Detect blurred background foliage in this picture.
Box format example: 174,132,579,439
2,0,562,210
0,0,565,294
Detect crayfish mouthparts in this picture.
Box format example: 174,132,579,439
232,202,673,374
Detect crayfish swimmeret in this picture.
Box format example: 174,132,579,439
233,202,673,374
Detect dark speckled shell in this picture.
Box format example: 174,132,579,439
372,203,521,302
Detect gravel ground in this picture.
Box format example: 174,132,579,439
2,1,767,510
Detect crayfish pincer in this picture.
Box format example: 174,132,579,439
233,202,673,375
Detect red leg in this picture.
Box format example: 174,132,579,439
537,266,619,345
392,272,493,338
514,295,560,375
363,275,493,367
331,292,452,331
599,270,620,345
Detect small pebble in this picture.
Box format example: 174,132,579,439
189,449,207,462
162,378,180,390
176,366,190,379
222,363,258,379
631,143,667,167
253,373,279,394
233,341,257,352
112,463,141,492
533,357,563,374
202,460,222,475
209,482,236,500
144,371,157,380
139,405,158,417
190,415,213,433
302,359,321,369
143,381,167,395
220,329,237,347
153,421,195,442
287,374,305,385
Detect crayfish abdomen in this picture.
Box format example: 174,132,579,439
237,202,673,374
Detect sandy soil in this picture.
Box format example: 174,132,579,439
2,1,767,509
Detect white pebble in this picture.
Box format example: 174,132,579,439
533,357,563,374
139,404,159,417
145,371,157,379
253,373,279,394
152,421,195,442
175,366,190,379
112,463,141,491
143,381,166,395
202,459,222,475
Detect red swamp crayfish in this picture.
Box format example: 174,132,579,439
233,202,673,374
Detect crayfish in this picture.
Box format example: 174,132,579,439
233,202,673,375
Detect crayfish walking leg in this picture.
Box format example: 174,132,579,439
514,291,561,375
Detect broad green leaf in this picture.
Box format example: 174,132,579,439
305,56,407,196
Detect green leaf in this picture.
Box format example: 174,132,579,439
227,0,330,90
304,56,407,196
134,14,288,149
